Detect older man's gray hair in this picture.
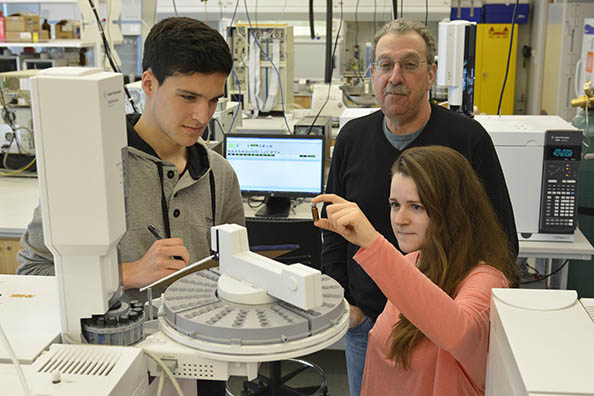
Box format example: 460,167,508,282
369,19,436,66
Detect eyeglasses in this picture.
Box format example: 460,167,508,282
373,57,427,74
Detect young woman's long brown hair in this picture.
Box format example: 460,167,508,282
387,145,518,369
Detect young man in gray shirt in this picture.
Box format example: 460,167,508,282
17,17,245,395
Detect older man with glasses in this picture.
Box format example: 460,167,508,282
320,18,518,396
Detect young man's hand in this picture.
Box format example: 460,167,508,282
312,194,379,249
122,238,189,288
349,305,366,329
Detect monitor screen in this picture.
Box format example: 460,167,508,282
224,133,324,216
24,60,54,70
0,56,19,72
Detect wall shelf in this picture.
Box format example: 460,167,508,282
1,0,76,3
0,39,86,48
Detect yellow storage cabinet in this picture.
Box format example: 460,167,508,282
475,23,518,115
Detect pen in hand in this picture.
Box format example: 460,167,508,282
147,224,184,261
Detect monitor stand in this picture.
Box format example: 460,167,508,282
255,196,291,217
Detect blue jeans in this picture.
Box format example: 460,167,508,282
345,316,375,396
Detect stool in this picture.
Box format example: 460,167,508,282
226,359,328,396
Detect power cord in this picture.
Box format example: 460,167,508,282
213,117,225,141
521,259,569,286
309,0,316,39
247,196,266,209
353,0,364,81
143,349,184,396
226,0,242,135
522,261,543,277
496,0,519,116
0,319,32,396
0,82,18,141
0,131,36,176
0,83,37,176
156,370,166,396
227,69,242,134
307,0,344,135
87,0,138,113
373,0,377,33
0,156,36,176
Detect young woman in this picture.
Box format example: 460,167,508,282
312,145,517,396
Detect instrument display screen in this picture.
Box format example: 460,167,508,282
546,146,581,161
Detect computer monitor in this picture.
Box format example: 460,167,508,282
0,55,20,72
224,133,324,217
23,59,55,70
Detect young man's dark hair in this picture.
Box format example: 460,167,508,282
142,17,233,84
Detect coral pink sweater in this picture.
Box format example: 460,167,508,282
354,235,509,396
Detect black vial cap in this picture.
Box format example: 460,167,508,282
129,311,139,322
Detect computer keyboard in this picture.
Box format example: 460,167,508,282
580,298,594,323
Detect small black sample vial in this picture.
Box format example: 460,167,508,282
311,203,320,221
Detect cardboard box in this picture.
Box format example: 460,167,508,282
0,70,40,92
55,20,79,39
5,30,49,43
5,12,40,32
0,13,6,42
